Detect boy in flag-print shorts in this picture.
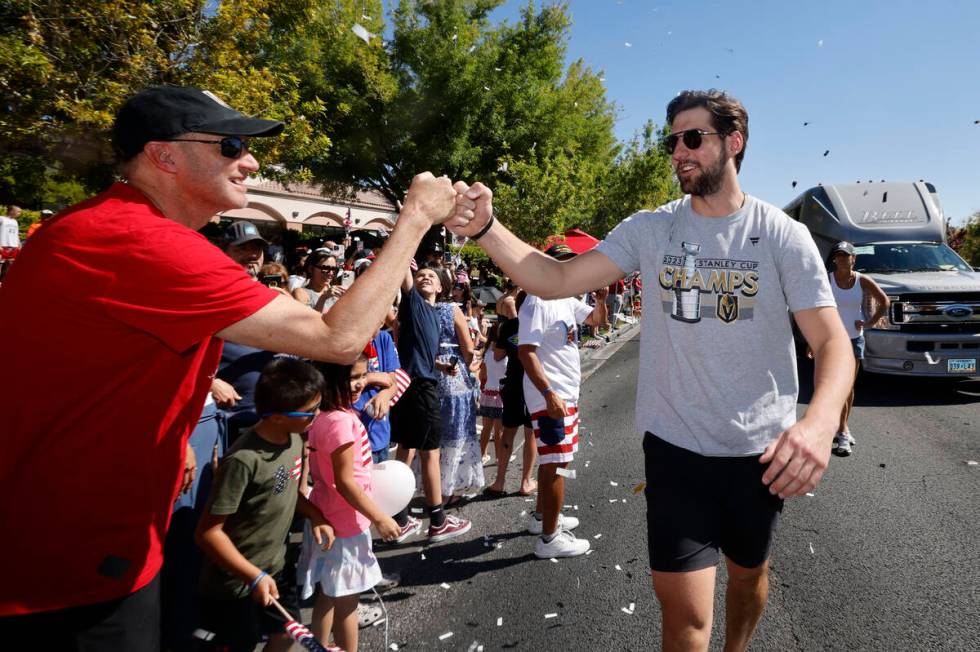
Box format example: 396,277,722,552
518,244,608,559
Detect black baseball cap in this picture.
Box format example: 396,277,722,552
222,221,267,247
545,243,576,260
113,86,285,160
830,241,856,256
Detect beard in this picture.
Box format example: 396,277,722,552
678,147,728,197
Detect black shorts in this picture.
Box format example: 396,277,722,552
197,569,301,652
0,573,161,651
390,378,442,450
643,432,783,573
500,378,531,429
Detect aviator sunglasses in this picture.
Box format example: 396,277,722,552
663,129,725,154
164,136,249,159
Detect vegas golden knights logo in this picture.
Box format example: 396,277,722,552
716,293,739,323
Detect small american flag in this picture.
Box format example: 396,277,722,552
290,455,302,480
284,619,342,651
390,368,411,405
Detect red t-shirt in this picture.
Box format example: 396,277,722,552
0,183,277,615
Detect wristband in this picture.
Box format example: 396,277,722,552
471,211,496,241
541,387,554,396
248,571,268,592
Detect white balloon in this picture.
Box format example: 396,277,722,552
371,460,416,516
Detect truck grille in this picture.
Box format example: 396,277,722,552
891,293,980,333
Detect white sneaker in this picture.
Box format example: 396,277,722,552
833,432,851,457
527,512,579,535
845,430,856,446
534,530,590,559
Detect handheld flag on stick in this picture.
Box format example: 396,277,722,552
270,597,342,651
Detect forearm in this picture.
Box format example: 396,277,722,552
365,372,393,390
473,221,569,298
324,216,428,355
198,527,262,585
805,335,855,430
518,348,551,396
336,478,388,524
295,493,327,524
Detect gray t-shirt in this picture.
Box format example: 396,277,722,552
596,195,835,456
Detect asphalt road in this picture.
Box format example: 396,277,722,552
356,331,980,651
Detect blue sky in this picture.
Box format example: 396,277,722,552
384,0,980,225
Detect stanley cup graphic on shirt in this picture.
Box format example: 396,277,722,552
671,241,702,323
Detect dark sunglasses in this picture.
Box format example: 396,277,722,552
259,409,319,419
165,136,249,159
663,129,725,154
316,265,339,273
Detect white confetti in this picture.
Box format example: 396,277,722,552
441,582,451,590
594,533,602,539
966,460,978,466
609,481,618,486
808,542,815,554
586,549,594,555
609,499,618,503
624,42,632,47
468,45,476,53
615,564,622,571
564,504,572,509
484,86,491,91
550,558,559,563
544,613,558,619
510,455,517,462
519,510,527,517
439,631,454,640
573,505,579,511
806,492,815,497
497,617,503,626
421,553,426,560
373,618,387,627
817,39,824,47
351,23,373,44
621,606,633,615
390,644,399,651
556,468,576,479
629,602,635,611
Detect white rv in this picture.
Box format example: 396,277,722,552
784,182,980,377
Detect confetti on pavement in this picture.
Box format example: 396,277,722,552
594,533,602,539
497,617,503,627
441,583,451,590
439,631,454,641
544,613,558,619
556,468,577,479
609,481,618,486
808,542,815,554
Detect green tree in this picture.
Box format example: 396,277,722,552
952,211,980,267
588,121,679,238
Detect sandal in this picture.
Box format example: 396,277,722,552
357,604,384,629
482,487,507,498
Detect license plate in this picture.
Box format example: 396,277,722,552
947,358,977,373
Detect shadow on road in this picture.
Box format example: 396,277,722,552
796,356,980,407
377,531,535,590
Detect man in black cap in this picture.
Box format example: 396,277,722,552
222,220,268,279
0,86,456,649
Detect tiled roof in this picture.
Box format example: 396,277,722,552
247,179,396,211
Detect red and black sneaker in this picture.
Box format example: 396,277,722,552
427,514,472,543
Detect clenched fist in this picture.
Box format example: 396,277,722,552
447,181,494,238
402,173,457,226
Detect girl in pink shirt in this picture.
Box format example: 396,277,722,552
299,353,400,652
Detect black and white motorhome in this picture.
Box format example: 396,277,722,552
784,181,980,377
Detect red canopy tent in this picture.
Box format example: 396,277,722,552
543,228,600,254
